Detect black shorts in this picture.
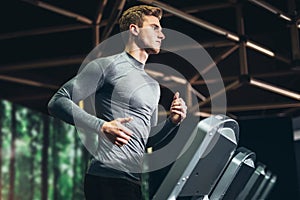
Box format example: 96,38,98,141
84,174,142,200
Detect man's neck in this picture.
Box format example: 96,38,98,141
125,44,149,64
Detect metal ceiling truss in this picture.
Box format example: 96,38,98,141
1,0,300,118
139,0,300,118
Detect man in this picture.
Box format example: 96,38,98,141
48,5,187,200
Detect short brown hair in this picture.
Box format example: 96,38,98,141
119,5,163,32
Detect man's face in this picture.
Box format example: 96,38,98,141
137,15,165,54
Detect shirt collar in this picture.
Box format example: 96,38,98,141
124,51,145,70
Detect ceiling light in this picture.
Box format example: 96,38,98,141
138,0,227,36
279,14,291,22
248,0,277,14
249,0,291,22
246,41,275,57
226,33,240,42
250,78,300,100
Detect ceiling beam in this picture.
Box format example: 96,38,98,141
138,0,291,64
163,3,234,18
254,70,300,78
192,70,300,85
101,0,126,40
0,24,91,40
95,0,108,24
21,0,93,24
201,40,236,48
200,44,239,75
0,2,233,41
0,19,112,41
0,75,59,90
200,102,300,112
189,79,242,113
93,0,108,46
0,55,85,72
139,0,233,37
1,53,298,82
188,44,239,84
250,78,300,101
248,0,292,22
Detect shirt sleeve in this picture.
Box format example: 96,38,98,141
146,117,179,149
150,106,158,127
48,60,106,134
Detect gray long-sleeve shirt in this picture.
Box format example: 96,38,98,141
48,51,177,181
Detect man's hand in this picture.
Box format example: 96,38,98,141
170,92,187,124
100,117,133,147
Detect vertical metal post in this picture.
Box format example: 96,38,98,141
236,3,248,75
288,0,300,61
93,25,100,47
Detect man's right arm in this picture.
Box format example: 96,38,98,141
48,60,105,134
48,60,133,146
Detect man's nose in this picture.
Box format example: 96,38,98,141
158,30,165,40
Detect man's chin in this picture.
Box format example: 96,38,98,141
146,48,160,54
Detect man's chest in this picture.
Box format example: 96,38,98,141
104,69,160,110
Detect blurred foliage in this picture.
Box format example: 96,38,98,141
0,99,86,200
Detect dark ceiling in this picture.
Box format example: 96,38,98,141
1,0,300,120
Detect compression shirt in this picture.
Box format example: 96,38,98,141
48,51,177,181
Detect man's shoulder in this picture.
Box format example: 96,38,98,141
93,52,125,66
91,52,131,75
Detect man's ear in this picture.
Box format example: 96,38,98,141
129,24,139,36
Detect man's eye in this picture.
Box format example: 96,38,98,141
153,26,159,30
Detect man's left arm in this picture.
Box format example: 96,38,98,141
146,92,187,148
